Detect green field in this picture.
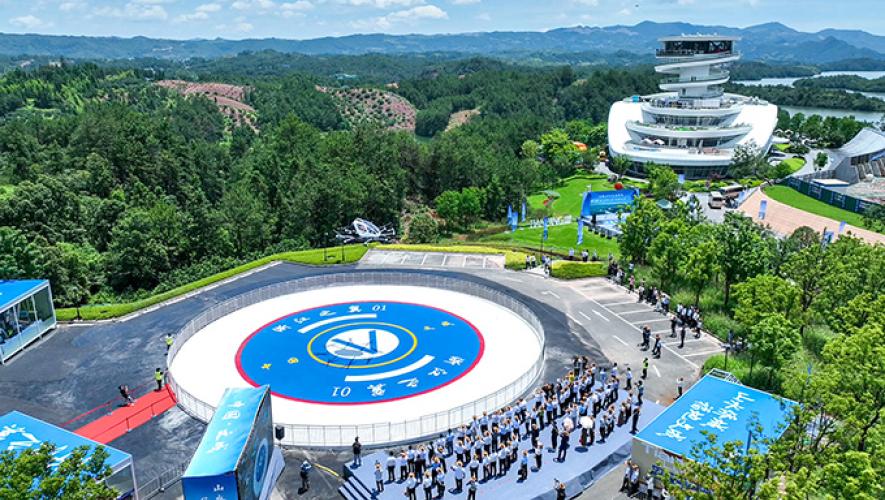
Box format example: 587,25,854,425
527,174,645,217
763,185,872,231
478,222,620,257
774,143,790,152
780,157,806,174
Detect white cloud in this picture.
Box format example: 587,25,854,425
353,4,447,30
450,0,480,5
94,2,169,21
231,0,277,11
235,21,254,32
280,1,314,14
176,3,223,22
573,0,599,6
59,1,87,12
677,0,695,4
475,12,490,21
618,7,632,15
10,15,52,29
344,0,425,8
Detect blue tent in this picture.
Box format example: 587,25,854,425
0,411,136,497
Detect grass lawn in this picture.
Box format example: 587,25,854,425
780,157,806,174
478,222,620,258
774,143,790,152
763,185,871,230
527,174,645,217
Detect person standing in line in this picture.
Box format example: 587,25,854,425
374,462,384,493
625,368,633,390
467,476,478,500
352,437,362,467
677,377,684,399
621,460,634,492
641,358,649,379
534,442,543,470
299,460,312,492
386,452,397,482
404,473,418,500
550,422,559,451
468,454,480,481
679,324,687,349
519,450,529,481
422,471,433,500
637,381,644,406
399,451,409,480
557,431,570,462
652,334,662,358
453,461,465,492
670,315,677,338
164,333,174,355
154,368,164,391
631,406,641,434
436,467,446,498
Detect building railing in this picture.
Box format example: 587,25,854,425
627,120,750,132
660,72,730,85
656,49,739,59
166,272,546,448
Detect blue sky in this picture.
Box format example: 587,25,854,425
2,1,882,39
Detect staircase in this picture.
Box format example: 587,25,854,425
338,467,375,499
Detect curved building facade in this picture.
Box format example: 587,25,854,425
608,35,777,179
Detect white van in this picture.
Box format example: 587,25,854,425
708,191,725,209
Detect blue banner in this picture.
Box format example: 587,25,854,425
521,200,526,222
542,217,549,241
678,174,686,185
759,200,768,220
580,189,639,216
577,219,584,246
509,211,518,232
506,204,512,222
838,220,847,234
183,386,271,500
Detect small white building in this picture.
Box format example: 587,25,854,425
0,280,56,363
608,35,778,179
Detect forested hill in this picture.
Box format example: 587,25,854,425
0,59,658,308
1,21,884,63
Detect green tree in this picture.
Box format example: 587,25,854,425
540,128,580,178
782,244,828,337
647,163,679,201
683,238,720,307
0,443,116,500
435,190,462,230
715,212,773,307
105,208,172,291
609,154,631,179
0,226,44,279
405,211,439,244
618,197,665,265
733,275,801,330
648,219,687,292
748,313,800,387
42,242,103,309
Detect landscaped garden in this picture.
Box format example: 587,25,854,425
763,184,871,230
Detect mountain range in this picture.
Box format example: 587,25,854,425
1,21,884,64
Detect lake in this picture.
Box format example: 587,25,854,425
734,70,885,123
734,70,885,88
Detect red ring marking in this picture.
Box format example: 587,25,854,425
234,300,486,405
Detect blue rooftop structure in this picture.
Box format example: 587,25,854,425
0,280,48,312
0,411,136,497
632,374,796,475
0,279,57,363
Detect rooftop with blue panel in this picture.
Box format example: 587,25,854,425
636,374,797,459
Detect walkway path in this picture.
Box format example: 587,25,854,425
360,250,506,270
738,188,885,244
75,386,177,444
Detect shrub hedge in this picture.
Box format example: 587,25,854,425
550,260,607,280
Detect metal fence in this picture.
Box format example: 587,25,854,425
166,272,546,448
782,176,876,214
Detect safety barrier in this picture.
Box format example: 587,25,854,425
166,272,546,448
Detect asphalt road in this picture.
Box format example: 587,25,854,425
0,254,723,499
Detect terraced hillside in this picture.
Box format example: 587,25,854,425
157,80,257,130
317,85,416,132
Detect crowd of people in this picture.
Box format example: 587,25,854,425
348,355,648,499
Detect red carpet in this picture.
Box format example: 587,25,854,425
75,386,177,444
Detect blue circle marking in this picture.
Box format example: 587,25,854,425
236,301,484,404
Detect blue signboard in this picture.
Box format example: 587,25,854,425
0,411,131,471
183,387,271,500
636,375,796,461
237,302,483,404
581,189,639,216
0,280,48,312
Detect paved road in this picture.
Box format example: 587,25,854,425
0,257,724,499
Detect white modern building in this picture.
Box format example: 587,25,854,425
608,35,778,179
